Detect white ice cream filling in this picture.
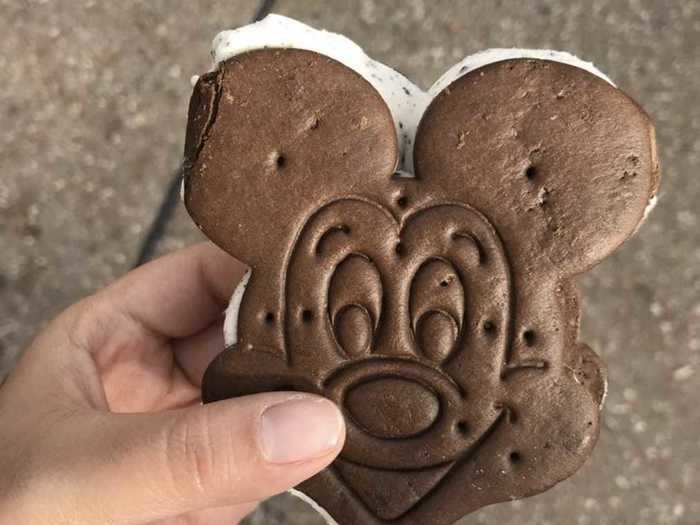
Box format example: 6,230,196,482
224,269,251,346
288,488,340,525
643,194,658,221
429,47,614,97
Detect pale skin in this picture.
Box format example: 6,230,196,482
0,243,346,525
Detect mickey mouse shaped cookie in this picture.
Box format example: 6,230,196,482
183,15,659,525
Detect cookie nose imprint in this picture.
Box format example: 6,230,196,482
323,357,490,470
345,376,440,439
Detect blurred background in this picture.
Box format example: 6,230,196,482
1,1,698,524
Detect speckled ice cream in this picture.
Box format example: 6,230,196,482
429,47,615,96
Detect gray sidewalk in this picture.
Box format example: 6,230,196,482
1,1,698,524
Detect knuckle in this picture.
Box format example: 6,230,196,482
164,411,223,496
58,294,108,351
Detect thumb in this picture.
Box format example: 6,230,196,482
75,393,345,524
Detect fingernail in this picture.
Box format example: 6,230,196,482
260,396,344,464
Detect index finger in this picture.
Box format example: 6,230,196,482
97,242,247,338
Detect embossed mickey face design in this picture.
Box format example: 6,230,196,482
286,198,512,473
184,49,658,524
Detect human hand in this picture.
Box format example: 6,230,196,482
0,243,345,525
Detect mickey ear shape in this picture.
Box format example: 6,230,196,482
414,59,659,275
183,48,398,264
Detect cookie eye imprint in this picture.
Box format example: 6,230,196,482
410,258,465,364
451,231,485,265
415,311,459,364
328,254,383,358
334,304,373,357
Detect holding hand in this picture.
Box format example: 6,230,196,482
0,243,345,525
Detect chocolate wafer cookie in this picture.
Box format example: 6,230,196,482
183,15,659,525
